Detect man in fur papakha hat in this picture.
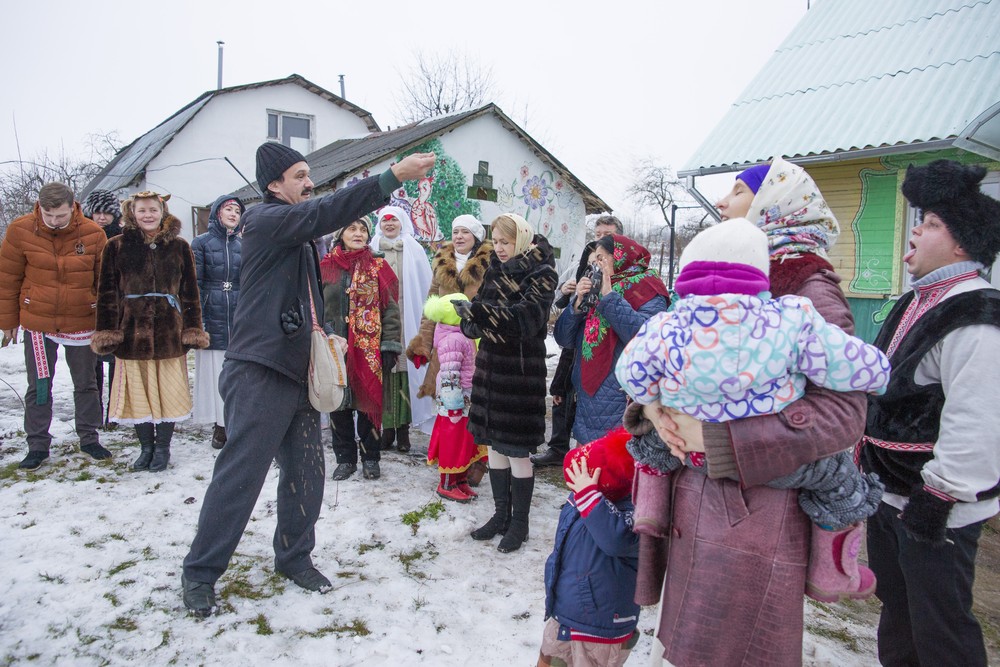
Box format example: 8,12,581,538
858,159,1000,667
181,141,435,617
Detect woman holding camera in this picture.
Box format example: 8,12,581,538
553,234,669,444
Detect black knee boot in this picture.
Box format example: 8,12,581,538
498,474,534,553
380,427,396,451
396,425,411,453
471,468,512,540
149,422,174,472
132,422,155,471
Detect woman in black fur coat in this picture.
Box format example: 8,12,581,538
92,192,209,472
457,213,558,553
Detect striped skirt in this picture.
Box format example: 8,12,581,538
109,356,192,425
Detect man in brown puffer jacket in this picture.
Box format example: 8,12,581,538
0,182,109,470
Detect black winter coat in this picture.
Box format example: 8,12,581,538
462,235,558,454
192,195,245,350
225,171,397,383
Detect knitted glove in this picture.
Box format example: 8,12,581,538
900,486,955,546
281,308,303,334
412,354,428,369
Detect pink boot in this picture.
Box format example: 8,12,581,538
631,466,672,537
806,522,877,603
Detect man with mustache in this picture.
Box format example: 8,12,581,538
859,159,1000,667
182,142,435,616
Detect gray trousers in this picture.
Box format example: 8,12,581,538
183,360,325,584
24,336,101,453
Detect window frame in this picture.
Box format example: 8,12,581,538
265,109,315,154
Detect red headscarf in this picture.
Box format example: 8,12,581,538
580,235,669,396
320,245,399,428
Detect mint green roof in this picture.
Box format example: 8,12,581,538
681,0,1000,175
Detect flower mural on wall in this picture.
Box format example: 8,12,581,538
522,175,550,211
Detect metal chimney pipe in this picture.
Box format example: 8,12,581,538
217,41,225,90
339,74,346,99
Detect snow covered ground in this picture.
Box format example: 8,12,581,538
0,342,879,666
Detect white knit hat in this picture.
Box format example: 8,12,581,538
678,218,769,276
451,214,485,241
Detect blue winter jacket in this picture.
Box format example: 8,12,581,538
192,195,245,351
554,292,668,443
544,491,640,639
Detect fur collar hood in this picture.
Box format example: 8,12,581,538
121,213,183,245
432,239,493,293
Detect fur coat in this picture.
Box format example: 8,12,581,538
405,239,493,397
462,235,557,454
92,215,209,360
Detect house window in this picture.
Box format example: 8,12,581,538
903,168,1000,287
266,110,313,154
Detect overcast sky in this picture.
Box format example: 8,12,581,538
2,0,807,221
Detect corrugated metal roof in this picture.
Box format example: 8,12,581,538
231,104,611,214
83,75,379,197
681,0,1000,175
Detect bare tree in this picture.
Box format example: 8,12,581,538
395,50,497,124
627,160,714,283
0,130,122,239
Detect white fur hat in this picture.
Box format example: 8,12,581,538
678,218,770,276
451,214,485,242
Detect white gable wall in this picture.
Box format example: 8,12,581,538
349,114,589,277
141,83,372,238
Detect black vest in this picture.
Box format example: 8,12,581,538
861,287,1000,496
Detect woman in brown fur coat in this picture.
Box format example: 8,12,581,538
92,192,209,472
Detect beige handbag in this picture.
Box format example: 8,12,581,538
307,287,348,413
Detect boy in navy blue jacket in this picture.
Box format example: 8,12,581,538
540,427,640,667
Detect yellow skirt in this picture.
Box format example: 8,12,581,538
109,356,192,424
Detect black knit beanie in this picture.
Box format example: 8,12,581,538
82,189,121,220
255,142,306,189
902,159,1000,266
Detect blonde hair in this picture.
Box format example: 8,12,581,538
491,213,534,257
121,191,171,232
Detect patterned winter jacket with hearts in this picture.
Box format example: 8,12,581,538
615,292,891,421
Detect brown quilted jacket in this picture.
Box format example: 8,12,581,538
0,202,107,333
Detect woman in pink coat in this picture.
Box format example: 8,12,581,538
625,158,867,666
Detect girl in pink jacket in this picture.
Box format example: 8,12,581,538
424,294,486,502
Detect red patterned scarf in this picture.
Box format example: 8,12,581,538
320,246,399,428
581,235,670,396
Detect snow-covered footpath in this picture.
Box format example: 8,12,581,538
0,342,878,666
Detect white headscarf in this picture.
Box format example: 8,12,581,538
370,206,435,432
748,156,840,259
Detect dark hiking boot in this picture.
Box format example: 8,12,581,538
81,443,112,461
182,574,216,618
280,567,332,593
149,422,174,473
362,460,381,480
332,463,357,481
19,451,48,471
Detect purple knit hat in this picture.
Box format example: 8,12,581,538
736,163,771,194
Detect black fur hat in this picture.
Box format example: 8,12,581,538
901,159,1000,266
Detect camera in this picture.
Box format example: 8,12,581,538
580,263,603,311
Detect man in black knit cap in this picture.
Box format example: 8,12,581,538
859,159,1000,667
181,141,434,616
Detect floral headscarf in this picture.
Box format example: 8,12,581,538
748,156,840,259
581,235,670,396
